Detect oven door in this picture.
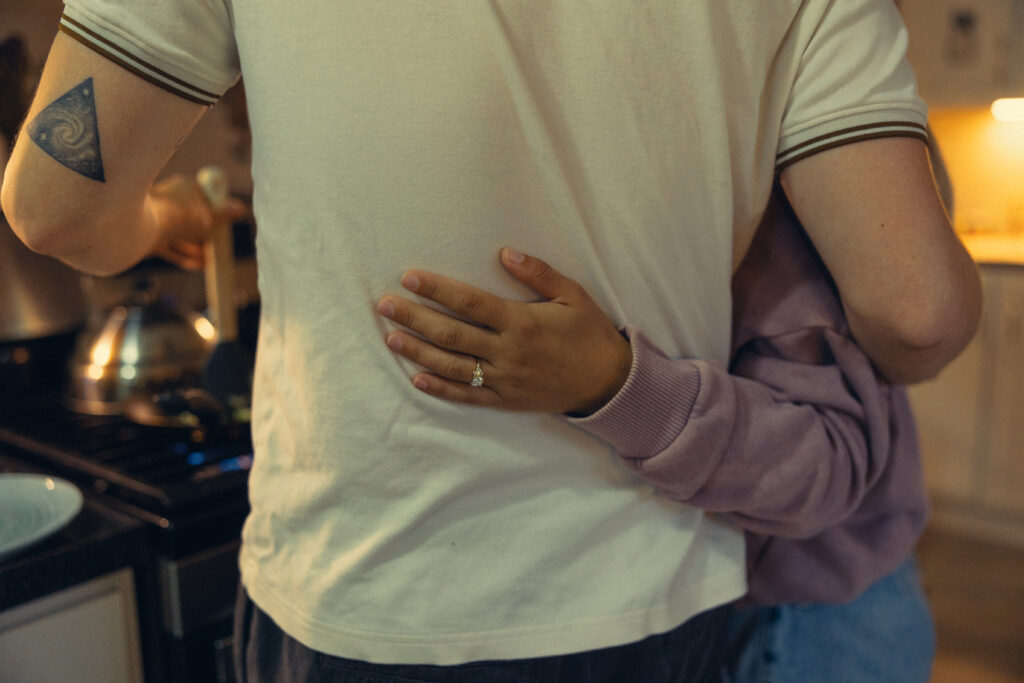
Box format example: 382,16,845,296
159,540,240,683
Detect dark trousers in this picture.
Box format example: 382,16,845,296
234,586,731,683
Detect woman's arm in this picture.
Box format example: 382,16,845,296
377,248,634,416
575,325,891,539
377,249,893,538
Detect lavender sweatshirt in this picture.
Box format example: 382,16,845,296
571,187,929,605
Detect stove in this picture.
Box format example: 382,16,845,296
0,390,252,682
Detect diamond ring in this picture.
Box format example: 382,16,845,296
470,360,484,388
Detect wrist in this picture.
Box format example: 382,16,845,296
567,329,633,417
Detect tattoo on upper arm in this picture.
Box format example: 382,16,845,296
26,77,105,182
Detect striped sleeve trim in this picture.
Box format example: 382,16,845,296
776,120,928,171
59,13,219,106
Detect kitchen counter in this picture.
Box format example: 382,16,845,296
962,234,1024,266
0,453,150,613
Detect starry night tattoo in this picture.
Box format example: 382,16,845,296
26,77,105,182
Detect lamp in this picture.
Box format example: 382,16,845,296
992,98,1024,122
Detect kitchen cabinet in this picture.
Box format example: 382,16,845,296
909,264,1024,546
899,0,1024,107
984,267,1024,514
0,568,144,683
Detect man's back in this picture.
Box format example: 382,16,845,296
16,0,939,667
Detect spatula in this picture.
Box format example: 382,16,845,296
197,166,252,413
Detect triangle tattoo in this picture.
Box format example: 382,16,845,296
27,77,106,182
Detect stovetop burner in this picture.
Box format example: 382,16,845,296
0,394,251,513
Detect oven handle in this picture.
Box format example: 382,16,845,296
159,539,240,638
213,633,236,683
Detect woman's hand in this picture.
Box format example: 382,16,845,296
377,248,633,416
146,174,248,270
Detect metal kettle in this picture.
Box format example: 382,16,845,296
66,279,215,415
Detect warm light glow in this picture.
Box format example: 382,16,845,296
86,364,104,381
194,316,216,341
90,339,113,366
929,108,1024,234
119,365,137,381
991,98,1024,122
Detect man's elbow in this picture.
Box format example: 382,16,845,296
1,177,106,269
1,179,64,257
921,260,981,349
887,327,976,384
867,271,983,384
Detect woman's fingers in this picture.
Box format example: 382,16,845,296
384,330,502,406
384,330,482,384
400,271,508,330
378,295,494,357
408,372,503,408
377,251,630,414
500,248,582,302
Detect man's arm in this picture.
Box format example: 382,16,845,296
779,136,982,384
1,33,210,275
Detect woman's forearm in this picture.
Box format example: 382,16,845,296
571,326,891,539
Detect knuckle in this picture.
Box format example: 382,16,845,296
394,305,415,328
457,289,482,314
532,260,554,280
442,357,465,381
438,324,460,349
506,304,529,329
419,280,437,299
524,315,542,336
514,314,541,339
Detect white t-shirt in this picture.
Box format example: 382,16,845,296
61,0,927,665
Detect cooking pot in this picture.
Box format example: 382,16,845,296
66,279,215,415
0,219,87,342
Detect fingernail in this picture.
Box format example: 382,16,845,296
413,377,429,391
377,299,395,317
386,333,402,350
401,273,420,291
504,247,525,264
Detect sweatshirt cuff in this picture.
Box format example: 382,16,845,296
568,326,702,459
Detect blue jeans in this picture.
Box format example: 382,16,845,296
724,559,936,683
234,585,733,683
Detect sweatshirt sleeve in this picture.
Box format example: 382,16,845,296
569,324,896,539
